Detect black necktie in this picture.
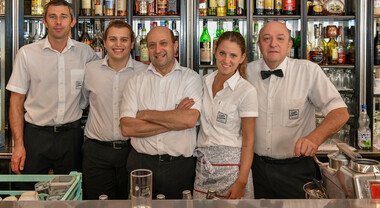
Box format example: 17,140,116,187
260,69,284,80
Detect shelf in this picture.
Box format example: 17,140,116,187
199,65,216,68
133,15,180,20
307,15,355,20
316,114,355,118
0,14,4,19
316,147,380,157
320,65,355,69
199,16,247,20
252,15,301,20
375,15,380,18
374,65,380,69
24,15,43,19
337,88,354,93
78,16,127,19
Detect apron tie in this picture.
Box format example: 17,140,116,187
193,148,215,174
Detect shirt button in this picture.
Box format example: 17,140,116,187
59,109,63,112
60,68,63,70
60,96,63,99
267,131,271,134
60,82,63,84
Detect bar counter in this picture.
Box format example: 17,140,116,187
1,199,380,208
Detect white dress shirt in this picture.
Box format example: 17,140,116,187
6,37,99,126
197,70,258,148
120,60,203,157
81,55,147,142
246,57,347,159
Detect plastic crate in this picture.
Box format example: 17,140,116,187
0,171,82,200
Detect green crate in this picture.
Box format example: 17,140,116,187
0,171,82,200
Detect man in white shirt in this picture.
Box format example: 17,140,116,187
81,21,147,200
246,21,349,198
120,26,202,199
7,0,98,176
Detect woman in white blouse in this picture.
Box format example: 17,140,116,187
193,31,258,199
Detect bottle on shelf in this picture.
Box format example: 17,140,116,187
227,0,237,16
233,20,240,33
358,105,371,150
81,22,92,46
310,0,323,16
157,0,168,15
31,0,44,15
264,0,274,15
337,26,346,65
274,0,282,15
213,20,224,64
236,0,245,15
252,22,260,61
140,26,149,62
168,0,179,15
209,0,217,15
307,0,312,15
200,20,211,65
295,31,301,59
105,0,115,16
323,0,344,16
288,30,295,58
217,0,227,16
136,0,148,15
376,0,380,15
326,25,338,65
94,0,104,16
135,23,143,61
310,24,324,65
94,22,104,58
172,21,179,62
306,27,313,61
200,0,208,16
255,0,265,15
282,0,295,15
117,0,127,16
346,26,355,64
81,0,92,16
375,23,380,65
148,0,156,16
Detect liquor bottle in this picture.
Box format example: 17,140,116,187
31,0,44,15
137,0,148,15
282,0,295,15
274,0,282,15
148,0,156,15
288,30,295,58
306,28,312,61
295,31,301,59
337,26,346,65
323,0,344,16
310,24,324,65
81,22,92,46
200,20,211,65
311,0,323,16
213,20,223,64
217,0,227,16
233,20,240,33
322,26,329,65
105,0,115,15
157,0,168,15
326,25,338,64
81,0,92,16
172,21,179,62
200,0,208,16
307,0,312,15
93,23,104,58
227,0,236,16
135,23,143,61
209,0,217,15
140,27,149,62
346,26,355,64
117,0,126,16
264,0,274,15
358,105,371,150
376,0,380,15
252,22,260,61
236,0,244,15
94,0,104,16
375,23,380,65
168,0,179,15
255,0,264,15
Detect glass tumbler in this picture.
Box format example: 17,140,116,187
131,169,152,208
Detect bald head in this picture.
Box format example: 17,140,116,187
147,26,176,43
258,21,291,43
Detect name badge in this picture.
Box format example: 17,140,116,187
216,111,228,124
289,109,299,120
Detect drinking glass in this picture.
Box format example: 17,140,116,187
343,70,352,89
29,20,38,41
131,169,152,208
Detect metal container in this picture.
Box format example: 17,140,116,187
303,181,328,199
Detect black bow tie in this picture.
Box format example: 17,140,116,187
260,69,284,80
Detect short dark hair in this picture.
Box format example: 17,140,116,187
103,20,135,43
43,0,75,21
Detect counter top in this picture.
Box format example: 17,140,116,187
1,199,380,208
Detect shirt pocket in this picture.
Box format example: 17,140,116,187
281,98,306,127
71,69,85,95
214,101,237,128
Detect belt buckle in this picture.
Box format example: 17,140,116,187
113,142,122,150
53,125,62,133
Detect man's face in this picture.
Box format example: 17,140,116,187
43,5,76,41
104,27,134,62
258,21,292,69
147,27,178,71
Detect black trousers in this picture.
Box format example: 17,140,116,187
82,139,132,200
22,122,83,174
252,154,316,199
126,148,195,199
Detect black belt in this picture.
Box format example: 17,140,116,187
137,149,187,163
88,138,130,150
254,153,308,165
25,120,82,133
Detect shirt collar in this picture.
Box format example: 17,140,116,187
42,36,74,53
101,55,134,72
205,70,241,91
261,57,288,77
146,59,182,76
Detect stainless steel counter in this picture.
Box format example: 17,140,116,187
1,199,380,208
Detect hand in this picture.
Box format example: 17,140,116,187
177,97,194,110
11,145,26,174
225,180,246,199
294,137,318,157
136,110,149,120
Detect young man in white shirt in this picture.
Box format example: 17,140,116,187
246,21,349,199
81,20,147,200
120,26,203,199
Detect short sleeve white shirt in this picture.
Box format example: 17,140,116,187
6,37,99,126
197,70,259,148
82,55,147,141
120,60,203,157
246,57,347,159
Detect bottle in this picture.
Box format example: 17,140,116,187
81,22,92,46
375,23,380,65
323,0,344,16
31,0,44,15
337,26,346,65
326,25,338,65
157,194,165,200
99,194,108,200
322,26,329,65
168,0,179,15
137,0,148,15
358,105,371,150
200,0,208,16
252,22,260,61
172,21,179,62
157,0,168,15
233,20,240,33
274,0,282,15
94,0,104,16
148,0,156,16
140,27,149,62
81,0,92,16
200,20,211,65
376,0,380,15
295,31,301,59
135,23,143,61
264,0,274,15
206,190,218,199
310,24,324,65
213,20,224,64
311,0,323,16
282,0,295,15
307,0,312,15
227,0,237,16
94,22,104,58
236,0,245,15
182,190,192,199
255,0,265,15
217,0,227,16
117,0,127,16
209,0,217,15
288,30,295,58
105,0,115,15
346,26,355,64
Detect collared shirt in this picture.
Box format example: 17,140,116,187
120,60,203,157
6,37,99,126
246,57,346,159
81,55,148,142
197,70,259,148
